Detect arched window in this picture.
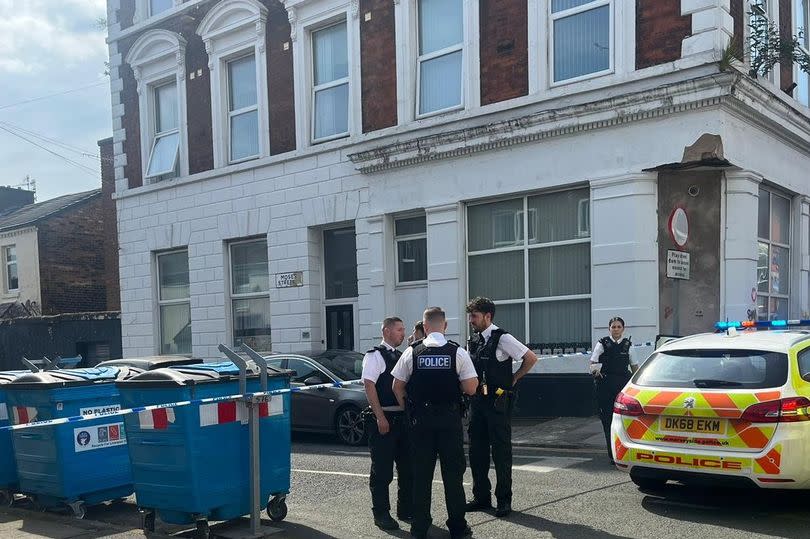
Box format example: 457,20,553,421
126,29,189,183
198,0,270,167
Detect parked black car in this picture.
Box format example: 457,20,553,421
267,350,368,445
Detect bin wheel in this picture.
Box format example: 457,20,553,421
0,490,12,507
69,501,86,520
140,509,156,533
195,519,210,539
266,497,288,522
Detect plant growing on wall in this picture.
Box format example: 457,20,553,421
747,11,810,79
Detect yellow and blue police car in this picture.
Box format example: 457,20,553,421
612,320,810,490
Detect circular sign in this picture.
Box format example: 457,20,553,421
668,207,689,248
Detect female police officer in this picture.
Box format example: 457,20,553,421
590,316,638,464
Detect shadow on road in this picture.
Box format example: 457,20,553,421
640,484,810,539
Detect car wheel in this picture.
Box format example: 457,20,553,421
335,405,366,446
631,474,668,490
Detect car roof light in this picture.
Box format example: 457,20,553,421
715,319,810,331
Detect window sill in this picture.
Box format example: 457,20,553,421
395,281,428,290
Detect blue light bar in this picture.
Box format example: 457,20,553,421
715,319,810,331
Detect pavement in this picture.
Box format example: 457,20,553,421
11,416,810,539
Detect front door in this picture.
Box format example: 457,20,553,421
326,305,354,350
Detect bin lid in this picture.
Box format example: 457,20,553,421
95,356,204,371
118,361,291,387
0,371,30,385
8,366,144,389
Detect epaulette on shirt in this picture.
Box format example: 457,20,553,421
447,340,460,347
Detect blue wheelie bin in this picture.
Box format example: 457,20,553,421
4,366,143,518
0,371,29,506
116,361,292,535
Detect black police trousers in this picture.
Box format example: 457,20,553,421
468,395,513,505
368,411,412,517
409,407,468,538
595,373,631,460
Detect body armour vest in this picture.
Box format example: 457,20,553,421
469,328,513,392
368,345,401,408
406,340,462,407
598,336,632,376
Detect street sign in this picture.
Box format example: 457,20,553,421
275,271,303,288
666,250,690,280
668,207,689,248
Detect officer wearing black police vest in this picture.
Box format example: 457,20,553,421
362,316,413,530
465,297,538,518
392,307,478,539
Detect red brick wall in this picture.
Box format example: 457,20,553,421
38,196,108,315
779,0,794,94
730,0,744,60
266,1,297,153
360,0,398,132
118,0,135,30
636,0,692,70
99,138,121,312
119,62,143,189
479,0,528,106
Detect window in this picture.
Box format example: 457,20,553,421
467,188,591,350
145,81,180,180
4,246,17,292
417,0,463,116
324,227,358,299
198,0,269,167
228,54,260,162
551,0,612,83
395,215,427,284
150,0,174,16
125,30,188,183
757,186,791,321
230,239,271,351
796,0,810,106
287,358,324,384
157,250,191,355
312,22,350,142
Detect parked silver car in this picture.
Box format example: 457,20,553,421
267,350,369,446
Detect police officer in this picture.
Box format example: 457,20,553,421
590,316,638,464
362,316,412,530
465,297,538,518
392,307,478,539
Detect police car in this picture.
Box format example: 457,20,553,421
612,320,810,490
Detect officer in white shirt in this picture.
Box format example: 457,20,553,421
589,316,638,464
392,307,478,539
465,297,538,518
362,317,412,530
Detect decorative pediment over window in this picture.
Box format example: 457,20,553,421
197,0,268,61
125,29,187,94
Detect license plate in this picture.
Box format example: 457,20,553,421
661,416,725,435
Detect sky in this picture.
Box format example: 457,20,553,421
0,0,111,203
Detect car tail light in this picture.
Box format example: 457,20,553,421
741,397,810,423
613,392,644,417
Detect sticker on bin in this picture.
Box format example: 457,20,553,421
80,405,122,417
0,403,7,421
74,422,126,453
200,396,283,427
13,407,37,424
138,408,176,430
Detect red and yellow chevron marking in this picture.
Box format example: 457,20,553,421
618,445,784,476
614,436,628,461
619,386,781,450
753,445,782,475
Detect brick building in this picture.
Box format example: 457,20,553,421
105,0,810,360
0,189,112,315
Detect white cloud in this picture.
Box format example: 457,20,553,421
0,1,108,75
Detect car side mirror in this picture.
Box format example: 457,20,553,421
303,376,324,386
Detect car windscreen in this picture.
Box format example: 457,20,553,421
633,349,788,389
310,352,364,381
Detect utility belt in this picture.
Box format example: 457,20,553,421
361,407,406,423
473,387,516,414
406,399,462,422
